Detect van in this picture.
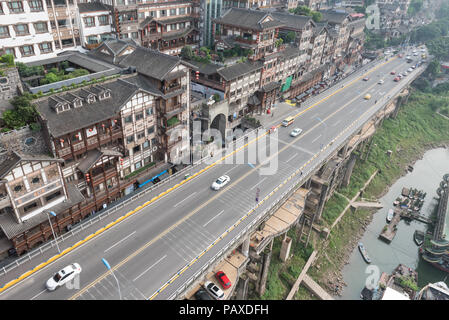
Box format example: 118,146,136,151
282,116,294,127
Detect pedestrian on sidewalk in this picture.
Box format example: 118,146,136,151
271,112,274,118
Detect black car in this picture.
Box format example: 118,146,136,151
195,289,213,300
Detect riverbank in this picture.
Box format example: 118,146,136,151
256,88,449,300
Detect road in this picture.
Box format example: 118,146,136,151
0,49,425,300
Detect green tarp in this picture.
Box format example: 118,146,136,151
281,76,292,92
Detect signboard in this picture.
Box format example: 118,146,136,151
281,76,292,92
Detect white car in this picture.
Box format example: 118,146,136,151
290,128,303,137
413,52,419,56
204,281,224,300
46,263,82,291
403,71,408,76
407,68,413,72
211,175,230,190
378,79,384,84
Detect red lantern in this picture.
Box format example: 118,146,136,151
60,139,64,143
102,124,105,127
114,119,118,123
85,173,90,182
89,128,93,132
195,70,199,80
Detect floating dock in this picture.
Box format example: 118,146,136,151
379,208,401,243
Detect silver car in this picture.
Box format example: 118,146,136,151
290,128,303,137
211,175,230,190
204,281,224,300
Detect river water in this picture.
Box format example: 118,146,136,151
340,147,449,299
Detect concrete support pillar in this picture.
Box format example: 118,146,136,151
258,238,273,297
305,177,312,189
341,141,350,159
341,153,358,187
242,236,250,257
280,236,292,262
316,183,330,221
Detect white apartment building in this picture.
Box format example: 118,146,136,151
0,0,83,63
77,2,113,49
0,0,56,62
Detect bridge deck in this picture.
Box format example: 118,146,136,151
302,274,334,300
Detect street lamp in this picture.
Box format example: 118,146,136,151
102,258,122,300
46,211,60,254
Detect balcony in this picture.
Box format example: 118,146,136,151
163,83,181,94
163,104,183,118
58,147,71,157
0,195,10,210
142,32,161,42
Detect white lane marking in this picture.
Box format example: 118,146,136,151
203,210,225,228
310,113,319,120
30,289,47,300
173,192,197,208
333,119,342,127
250,177,267,190
285,153,297,163
223,165,238,175
104,231,136,253
132,255,167,282
311,134,322,143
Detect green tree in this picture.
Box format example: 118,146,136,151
408,0,423,16
0,54,15,67
180,45,194,59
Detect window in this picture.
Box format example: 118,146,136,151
84,17,95,27
131,32,138,39
0,2,3,14
57,19,68,27
0,26,9,38
170,9,176,16
23,202,38,213
135,112,143,121
28,0,44,12
14,24,29,36
4,48,16,57
7,1,24,13
149,11,155,17
143,140,150,149
87,35,98,44
135,161,142,169
45,190,62,202
39,42,52,53
179,7,185,15
136,131,145,140
138,12,144,19
98,15,109,25
147,126,154,134
146,107,153,116
160,10,166,17
33,21,48,33
126,135,134,144
133,145,140,153
124,115,133,123
20,45,34,57
170,24,177,31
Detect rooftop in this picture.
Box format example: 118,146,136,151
214,8,285,31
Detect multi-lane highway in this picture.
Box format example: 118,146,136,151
0,48,426,300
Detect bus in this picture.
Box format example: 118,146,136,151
282,116,294,127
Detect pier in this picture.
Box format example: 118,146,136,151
379,208,401,243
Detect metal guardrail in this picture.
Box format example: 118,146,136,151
165,59,427,300
0,126,262,277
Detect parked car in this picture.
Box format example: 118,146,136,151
364,94,372,100
195,289,213,300
211,175,230,190
378,79,384,85
204,281,224,300
46,263,82,291
363,77,369,81
394,77,400,82
390,71,396,75
290,128,303,137
215,271,232,289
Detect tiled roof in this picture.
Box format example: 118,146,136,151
35,76,157,138
214,8,284,31
217,61,263,81
320,10,350,24
271,12,314,30
78,2,111,13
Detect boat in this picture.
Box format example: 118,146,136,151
414,230,424,246
358,242,372,264
387,209,394,223
393,197,402,206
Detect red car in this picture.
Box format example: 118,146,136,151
394,77,400,82
390,71,396,75
215,271,231,289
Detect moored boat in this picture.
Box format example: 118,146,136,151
358,242,372,264
414,230,424,246
387,209,394,223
